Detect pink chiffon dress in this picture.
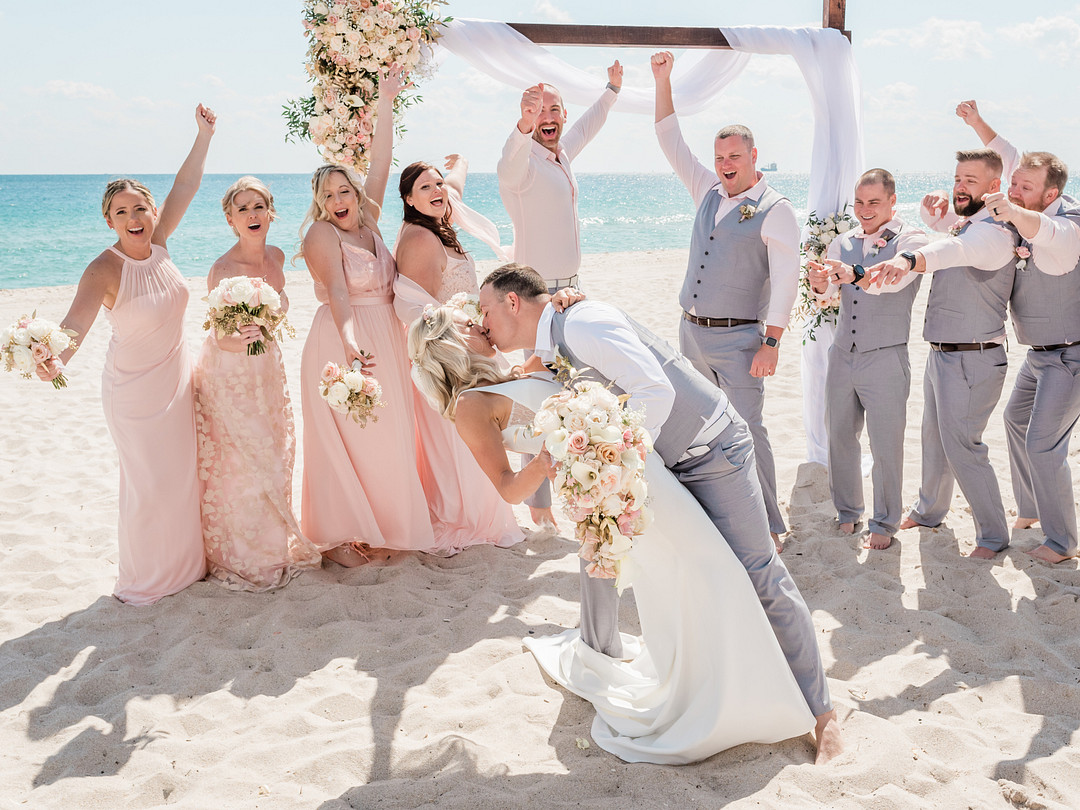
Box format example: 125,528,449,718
101,245,207,605
193,322,321,591
300,228,435,551
393,239,522,553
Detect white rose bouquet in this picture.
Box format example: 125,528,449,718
320,358,384,426
204,276,294,356
794,208,858,343
446,292,482,324
283,0,449,174
530,371,654,592
1,312,77,388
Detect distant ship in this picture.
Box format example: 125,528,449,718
761,162,778,172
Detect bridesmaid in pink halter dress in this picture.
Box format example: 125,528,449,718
297,69,436,567
38,106,215,604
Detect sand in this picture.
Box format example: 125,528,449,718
2,250,1079,809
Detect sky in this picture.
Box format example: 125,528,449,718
2,1,1079,176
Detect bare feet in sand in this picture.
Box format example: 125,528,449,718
863,532,893,550
323,542,371,568
1027,544,1076,564
530,506,557,530
1013,517,1039,529
968,546,999,560
839,522,856,535
898,515,922,530
771,532,783,554
813,710,843,764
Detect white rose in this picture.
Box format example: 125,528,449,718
49,331,71,352
342,370,364,392
326,381,350,408
230,278,256,307
27,319,53,341
12,327,31,346
835,220,852,233
260,286,281,311
532,407,560,435
0,326,13,347
11,344,34,372
601,493,624,516
207,287,226,310
564,412,587,432
313,2,329,14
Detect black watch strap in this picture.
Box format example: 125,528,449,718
851,264,866,284
901,251,917,271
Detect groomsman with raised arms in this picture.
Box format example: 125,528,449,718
651,51,799,552
807,170,930,551
870,149,1019,559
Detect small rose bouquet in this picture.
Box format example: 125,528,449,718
1015,245,1031,271
530,369,653,592
204,276,294,356
1,313,77,388
320,358,384,426
793,208,858,343
446,292,482,323
739,203,758,222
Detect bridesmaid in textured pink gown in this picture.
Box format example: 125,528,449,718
297,69,435,567
194,176,321,590
38,106,215,604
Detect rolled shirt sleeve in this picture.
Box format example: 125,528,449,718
920,215,1016,273
761,201,800,328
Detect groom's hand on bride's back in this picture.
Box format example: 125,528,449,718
550,286,586,312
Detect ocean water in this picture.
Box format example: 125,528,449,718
3,172,1071,290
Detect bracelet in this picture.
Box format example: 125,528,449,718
606,82,621,94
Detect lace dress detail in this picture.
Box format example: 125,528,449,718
433,247,480,302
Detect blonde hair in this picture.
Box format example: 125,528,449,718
101,178,155,219
407,306,514,420
222,176,277,234
295,164,381,261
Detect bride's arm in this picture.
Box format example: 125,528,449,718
455,392,551,504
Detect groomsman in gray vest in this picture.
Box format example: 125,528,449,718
477,263,842,763
651,51,799,552
984,154,1080,563
807,170,930,550
869,149,1019,559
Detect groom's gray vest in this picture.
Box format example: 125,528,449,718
550,307,727,467
679,185,788,319
1009,200,1080,346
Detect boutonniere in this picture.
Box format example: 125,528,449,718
739,203,757,222
948,219,966,237
867,229,895,257
1015,245,1031,271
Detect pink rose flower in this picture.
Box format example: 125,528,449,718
31,343,51,364
874,238,887,249
1016,246,1031,259
406,27,421,41
321,362,341,383
566,430,590,455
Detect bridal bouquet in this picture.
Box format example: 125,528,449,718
793,208,857,342
283,0,449,173
1,313,77,389
320,358,384,426
204,276,294,356
446,292,482,323
531,373,653,592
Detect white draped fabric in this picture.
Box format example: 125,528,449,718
433,19,864,461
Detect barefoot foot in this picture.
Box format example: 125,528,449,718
529,506,557,530
898,515,922,530
863,532,893,550
838,522,856,535
968,546,999,560
771,532,783,554
323,542,371,568
1013,517,1039,530
1026,544,1076,564
813,710,843,764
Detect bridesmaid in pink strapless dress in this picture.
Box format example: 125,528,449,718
39,105,216,604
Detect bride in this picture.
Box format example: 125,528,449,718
407,305,817,765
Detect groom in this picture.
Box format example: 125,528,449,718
478,263,842,764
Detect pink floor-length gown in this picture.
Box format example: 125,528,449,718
194,333,321,591
300,229,434,551
394,240,522,553
102,245,207,604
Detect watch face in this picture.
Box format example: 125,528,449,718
765,336,779,347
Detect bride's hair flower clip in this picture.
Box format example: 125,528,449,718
421,304,436,324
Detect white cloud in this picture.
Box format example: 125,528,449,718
1008,15,1080,66
43,80,116,101
533,0,572,24
865,17,992,60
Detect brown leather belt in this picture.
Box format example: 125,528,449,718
1031,341,1080,351
929,341,999,352
683,313,759,328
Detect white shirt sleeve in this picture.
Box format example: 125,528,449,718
988,134,1021,184
654,113,719,208
560,88,618,163
862,229,931,295
921,219,1016,273
562,303,676,437
496,127,534,191
1029,212,1080,276
760,200,801,328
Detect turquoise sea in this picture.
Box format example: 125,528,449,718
3,172,1075,290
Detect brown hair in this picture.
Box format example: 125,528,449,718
399,162,465,255
857,168,896,197
1018,151,1069,193
481,263,548,299
101,178,155,219
715,124,755,149
955,148,1003,176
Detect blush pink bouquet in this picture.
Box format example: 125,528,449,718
320,357,384,426
204,276,294,356
1,312,77,388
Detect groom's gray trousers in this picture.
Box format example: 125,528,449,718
580,414,833,718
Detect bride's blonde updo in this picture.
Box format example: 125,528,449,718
407,305,514,421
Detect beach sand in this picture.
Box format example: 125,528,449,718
2,250,1079,809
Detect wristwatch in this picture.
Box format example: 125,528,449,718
901,251,917,271
851,264,866,284
764,336,779,348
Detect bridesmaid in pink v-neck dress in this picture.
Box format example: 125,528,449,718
38,106,216,604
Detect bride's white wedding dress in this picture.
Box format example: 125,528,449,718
484,376,815,765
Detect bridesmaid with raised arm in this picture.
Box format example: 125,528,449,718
297,68,437,566
193,176,321,590
37,105,215,605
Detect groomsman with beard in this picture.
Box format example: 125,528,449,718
946,102,1080,564
651,51,799,552
806,170,930,551
870,149,1019,559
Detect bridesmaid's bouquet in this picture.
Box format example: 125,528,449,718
320,358,384,426
204,276,294,356
531,370,653,592
1,313,77,389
